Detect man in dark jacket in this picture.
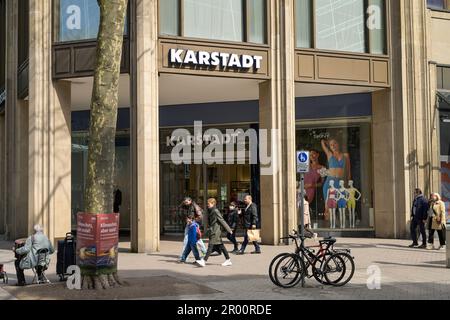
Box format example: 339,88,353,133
236,195,261,255
409,188,429,248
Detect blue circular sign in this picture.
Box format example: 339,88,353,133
298,152,308,163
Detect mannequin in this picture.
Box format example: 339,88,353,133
337,180,349,229
347,180,362,228
326,180,338,229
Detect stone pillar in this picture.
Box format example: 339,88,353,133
259,0,296,245
400,0,432,198
28,0,72,244
427,63,441,195
372,89,407,238
15,99,29,238
377,0,439,239
4,0,18,239
131,0,160,253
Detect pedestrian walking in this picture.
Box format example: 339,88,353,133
226,202,240,253
409,188,429,248
427,193,447,250
179,214,205,266
179,197,206,261
203,198,233,267
427,193,435,238
236,195,261,255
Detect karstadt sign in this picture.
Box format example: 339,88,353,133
169,49,264,71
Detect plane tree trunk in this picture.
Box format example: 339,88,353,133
82,0,128,290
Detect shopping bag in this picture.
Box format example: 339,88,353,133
247,229,261,242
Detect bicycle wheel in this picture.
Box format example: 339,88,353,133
322,254,347,286
328,252,355,287
274,254,305,288
268,253,290,287
311,253,332,285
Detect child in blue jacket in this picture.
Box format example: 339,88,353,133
180,214,205,267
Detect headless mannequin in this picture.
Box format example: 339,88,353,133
326,180,337,229
337,180,349,229
347,180,361,228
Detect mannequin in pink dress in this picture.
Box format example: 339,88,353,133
326,180,338,229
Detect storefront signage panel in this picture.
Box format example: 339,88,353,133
160,39,270,79
295,50,390,88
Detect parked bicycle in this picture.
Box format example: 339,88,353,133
269,230,355,288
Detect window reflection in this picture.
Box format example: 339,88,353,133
55,0,127,42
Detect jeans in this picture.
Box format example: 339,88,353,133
226,230,238,249
180,226,207,260
240,229,261,253
410,219,427,245
204,243,229,262
181,243,201,261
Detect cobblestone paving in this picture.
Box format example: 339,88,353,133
1,237,449,300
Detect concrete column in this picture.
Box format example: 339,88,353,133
259,0,296,245
28,0,71,244
131,0,160,253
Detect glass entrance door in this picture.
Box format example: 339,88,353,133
160,161,251,234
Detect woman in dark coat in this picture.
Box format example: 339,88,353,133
204,198,233,266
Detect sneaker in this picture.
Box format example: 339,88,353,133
178,259,186,264
235,250,244,255
426,244,434,250
438,245,446,250
196,259,206,267
222,259,232,267
251,251,262,254
418,244,427,249
408,243,418,248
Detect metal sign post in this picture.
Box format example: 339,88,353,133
297,151,309,288
297,151,310,238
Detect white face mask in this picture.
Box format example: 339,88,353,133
230,206,235,210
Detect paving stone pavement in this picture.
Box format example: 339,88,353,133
0,237,449,300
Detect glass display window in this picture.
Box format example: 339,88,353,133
296,119,373,230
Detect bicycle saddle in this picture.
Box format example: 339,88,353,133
320,237,337,244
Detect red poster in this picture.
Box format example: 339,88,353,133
77,213,119,271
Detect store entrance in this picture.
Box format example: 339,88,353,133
160,162,251,234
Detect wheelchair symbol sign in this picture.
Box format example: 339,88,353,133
297,151,310,173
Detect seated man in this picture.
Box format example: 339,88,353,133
13,224,55,286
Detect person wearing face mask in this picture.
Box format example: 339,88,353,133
226,202,240,253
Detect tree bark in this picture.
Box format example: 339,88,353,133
82,0,128,290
